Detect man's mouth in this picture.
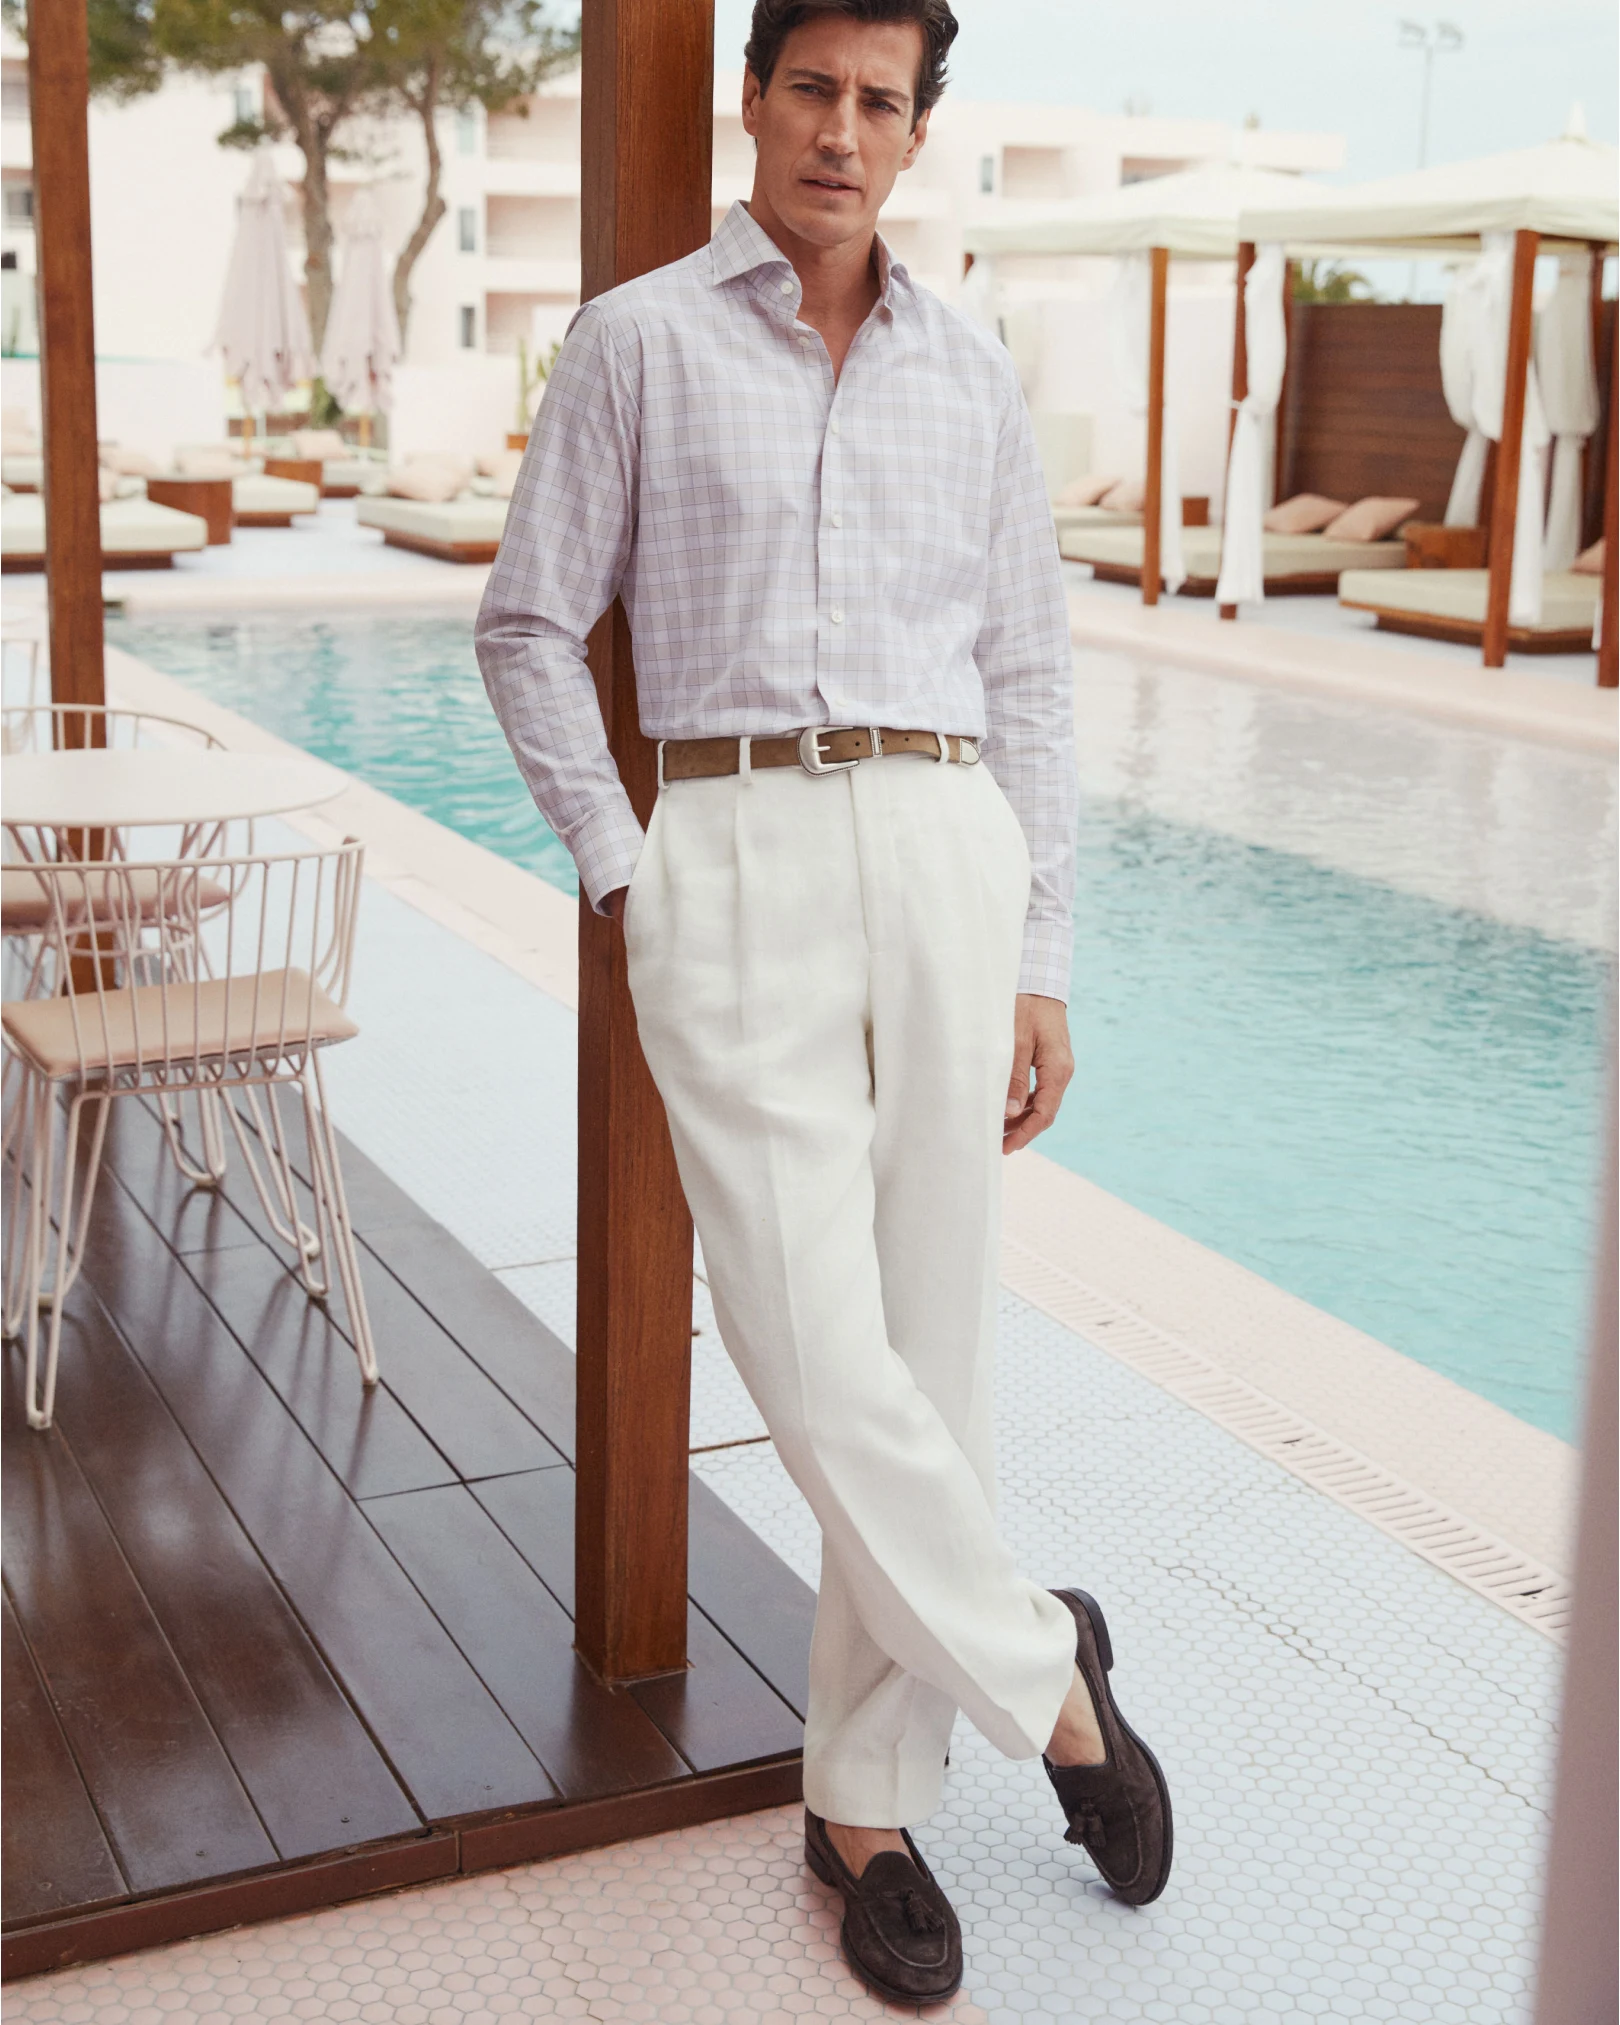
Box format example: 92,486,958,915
803,175,859,193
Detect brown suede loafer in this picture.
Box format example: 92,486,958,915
804,1809,963,2005
1043,1588,1173,1905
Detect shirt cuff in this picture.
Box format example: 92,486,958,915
1018,917,1072,1005
568,798,646,915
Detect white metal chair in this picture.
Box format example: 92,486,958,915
1,844,377,1428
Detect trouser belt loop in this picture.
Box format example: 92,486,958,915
738,733,753,786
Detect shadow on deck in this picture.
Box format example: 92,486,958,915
2,1097,810,1981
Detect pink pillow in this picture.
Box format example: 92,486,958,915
100,445,160,478
486,449,526,499
1320,496,1420,543
1099,479,1145,512
1263,492,1346,535
1572,539,1605,576
388,459,466,503
293,428,347,461
175,447,249,479
1054,475,1120,507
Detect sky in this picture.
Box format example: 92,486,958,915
709,0,1619,181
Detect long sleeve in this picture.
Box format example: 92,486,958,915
475,301,645,911
973,360,1079,1003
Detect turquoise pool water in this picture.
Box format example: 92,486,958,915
108,610,1611,1439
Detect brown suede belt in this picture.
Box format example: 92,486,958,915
659,727,980,783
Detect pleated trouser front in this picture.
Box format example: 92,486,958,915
623,750,1076,1827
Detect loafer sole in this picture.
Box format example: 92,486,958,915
1056,1588,1175,1906
805,1829,964,2005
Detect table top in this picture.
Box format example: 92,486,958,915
2,748,348,829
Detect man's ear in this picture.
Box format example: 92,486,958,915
742,63,762,138
901,105,930,171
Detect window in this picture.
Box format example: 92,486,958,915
458,304,477,349
978,154,995,195
458,206,477,254
3,185,34,225
233,83,256,126
458,105,479,156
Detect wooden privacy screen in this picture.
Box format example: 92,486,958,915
1277,304,1462,523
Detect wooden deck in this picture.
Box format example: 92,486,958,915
2,1096,811,1982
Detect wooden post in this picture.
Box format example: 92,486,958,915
1219,240,1255,621
573,0,711,1683
28,0,105,743
1600,308,1617,690
1482,228,1540,670
1141,245,1169,607
1273,260,1296,507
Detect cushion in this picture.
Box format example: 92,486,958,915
1573,539,1605,576
1320,496,1421,543
98,466,116,503
2,967,358,1079
1263,492,1346,535
1,865,230,934
1099,479,1145,513
486,448,526,499
175,447,250,480
293,428,347,461
388,462,465,503
1053,475,1120,508
99,445,160,478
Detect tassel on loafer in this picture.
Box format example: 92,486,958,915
1043,1588,1174,1906
804,1808,963,2005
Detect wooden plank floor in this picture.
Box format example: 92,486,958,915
2,1096,811,1982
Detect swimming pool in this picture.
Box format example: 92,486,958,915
107,609,1615,1440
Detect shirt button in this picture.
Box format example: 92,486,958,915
830,422,841,438
779,278,794,295
831,513,843,528
830,607,845,625
799,333,813,345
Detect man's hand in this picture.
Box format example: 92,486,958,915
601,887,628,921
1004,993,1073,1154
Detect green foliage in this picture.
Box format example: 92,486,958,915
1293,259,1379,305
307,375,344,425
370,0,579,120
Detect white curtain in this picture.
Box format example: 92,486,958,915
1213,243,1286,609
1536,252,1600,572
1439,258,1492,525
958,254,1001,332
1109,252,1185,595
1465,231,1551,625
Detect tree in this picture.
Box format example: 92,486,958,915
1293,259,1378,305
370,0,577,344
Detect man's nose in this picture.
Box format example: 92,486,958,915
816,89,860,157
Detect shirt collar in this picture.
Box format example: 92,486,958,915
708,199,913,313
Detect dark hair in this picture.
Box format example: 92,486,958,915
744,0,959,121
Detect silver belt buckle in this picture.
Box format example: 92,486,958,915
798,726,864,775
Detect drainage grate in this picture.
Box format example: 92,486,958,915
1001,1238,1571,1642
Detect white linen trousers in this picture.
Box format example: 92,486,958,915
623,746,1077,1827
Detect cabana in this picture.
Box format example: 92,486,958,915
963,162,1377,604
1225,130,1619,679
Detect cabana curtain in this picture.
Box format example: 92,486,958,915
1213,244,1286,609
1536,252,1601,571
1439,258,1492,526
1110,253,1185,594
1468,230,1550,623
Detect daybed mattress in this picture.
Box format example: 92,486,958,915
1,494,208,560
355,495,510,545
1051,504,1143,533
234,473,320,516
1,454,43,490
1058,524,1407,577
1338,568,1601,631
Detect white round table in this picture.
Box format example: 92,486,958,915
2,749,348,830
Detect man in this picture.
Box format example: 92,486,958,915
477,0,1171,2002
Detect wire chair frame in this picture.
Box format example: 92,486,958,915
1,844,376,1429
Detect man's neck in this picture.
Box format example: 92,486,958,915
743,195,880,332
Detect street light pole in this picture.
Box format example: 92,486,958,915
1397,20,1464,296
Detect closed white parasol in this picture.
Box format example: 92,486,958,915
320,190,402,426
213,146,316,419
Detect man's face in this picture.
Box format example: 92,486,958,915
742,14,929,249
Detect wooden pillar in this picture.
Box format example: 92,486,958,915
1482,228,1540,670
1140,246,1170,607
1273,260,1296,506
1219,240,1255,622
28,0,105,743
1600,308,1617,689
574,0,711,1682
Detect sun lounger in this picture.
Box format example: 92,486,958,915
1052,504,1143,535
354,493,509,563
1338,568,1601,653
232,472,321,526
1,494,209,571
1059,523,1407,594
1,454,42,493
